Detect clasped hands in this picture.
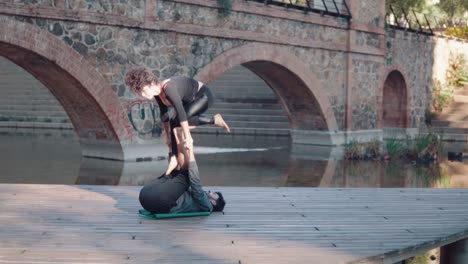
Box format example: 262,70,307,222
167,132,193,150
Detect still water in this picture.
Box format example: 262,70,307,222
0,128,467,188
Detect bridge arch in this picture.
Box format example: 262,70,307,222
0,17,135,160
379,67,410,128
195,43,338,131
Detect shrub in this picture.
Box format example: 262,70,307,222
432,79,454,113
344,140,361,160
445,26,468,40
364,139,381,160
446,53,468,88
385,139,406,160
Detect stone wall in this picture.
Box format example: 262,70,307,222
7,0,145,19
157,0,349,44
287,48,347,130
155,0,352,129
350,54,382,130
13,15,246,95
3,0,358,134
5,0,465,155
385,30,436,128
9,14,248,140
347,0,384,27
384,31,468,129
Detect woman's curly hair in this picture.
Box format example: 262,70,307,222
125,67,158,94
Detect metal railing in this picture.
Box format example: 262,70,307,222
385,5,434,35
245,0,352,20
386,6,468,37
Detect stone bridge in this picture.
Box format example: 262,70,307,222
0,0,465,160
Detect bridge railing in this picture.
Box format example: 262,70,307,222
385,5,434,35
245,0,352,20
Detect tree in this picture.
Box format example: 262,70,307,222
386,0,427,13
386,0,428,29
437,0,468,25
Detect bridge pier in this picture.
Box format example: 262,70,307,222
440,238,468,264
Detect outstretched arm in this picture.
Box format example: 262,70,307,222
180,121,193,150
174,128,212,212
155,96,172,152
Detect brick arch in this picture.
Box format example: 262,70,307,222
0,17,135,160
379,67,410,128
195,43,338,131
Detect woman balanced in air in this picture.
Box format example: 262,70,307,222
125,67,230,174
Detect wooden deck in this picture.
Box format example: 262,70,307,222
1,184,468,264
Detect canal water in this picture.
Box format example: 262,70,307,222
0,128,467,188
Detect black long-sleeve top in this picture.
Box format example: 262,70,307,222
155,76,199,123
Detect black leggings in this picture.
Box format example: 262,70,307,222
169,85,214,156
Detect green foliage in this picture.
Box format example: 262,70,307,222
217,0,232,17
421,5,449,31
424,109,437,126
344,140,382,160
434,174,451,188
409,162,449,188
409,133,433,154
365,139,381,159
387,0,467,30
437,0,468,23
446,53,468,87
383,132,442,164
386,0,426,13
445,26,468,39
385,139,406,160
459,73,468,86
344,133,443,165
344,140,361,160
432,79,454,113
406,132,441,164
431,53,467,113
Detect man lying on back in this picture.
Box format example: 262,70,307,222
139,128,226,214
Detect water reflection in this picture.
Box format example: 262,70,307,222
0,128,81,184
0,128,466,188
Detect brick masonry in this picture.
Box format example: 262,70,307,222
0,15,134,146
0,0,467,158
383,30,435,128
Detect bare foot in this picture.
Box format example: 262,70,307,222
214,114,231,133
165,154,178,175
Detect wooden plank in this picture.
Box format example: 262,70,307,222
0,184,468,264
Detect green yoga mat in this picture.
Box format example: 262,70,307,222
139,209,211,219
